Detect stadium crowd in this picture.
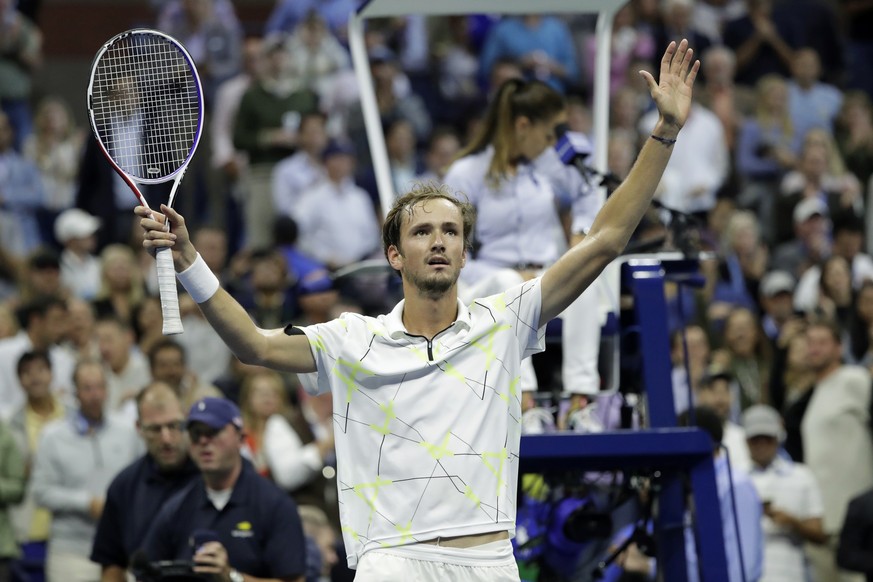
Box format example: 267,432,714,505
1,0,873,581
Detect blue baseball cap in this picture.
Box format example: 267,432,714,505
187,397,243,431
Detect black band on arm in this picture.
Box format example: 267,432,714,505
650,134,677,146
284,325,305,336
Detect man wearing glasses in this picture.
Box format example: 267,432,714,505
91,381,199,582
141,397,306,582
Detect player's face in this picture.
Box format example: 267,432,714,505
138,399,189,471
391,199,466,298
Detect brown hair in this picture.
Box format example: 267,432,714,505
382,182,476,258
456,79,565,184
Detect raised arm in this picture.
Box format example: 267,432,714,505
136,205,316,373
538,40,699,326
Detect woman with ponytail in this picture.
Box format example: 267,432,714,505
443,78,605,397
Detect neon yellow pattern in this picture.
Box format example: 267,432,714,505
481,448,508,495
335,358,375,403
420,432,454,460
471,324,513,368
370,401,396,436
464,485,482,508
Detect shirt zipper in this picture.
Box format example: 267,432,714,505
405,323,455,361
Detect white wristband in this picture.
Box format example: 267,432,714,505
176,253,220,304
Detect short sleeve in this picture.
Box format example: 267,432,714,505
492,278,546,361
295,316,354,395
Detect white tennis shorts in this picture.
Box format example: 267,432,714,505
354,539,520,582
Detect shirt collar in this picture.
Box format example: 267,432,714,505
197,458,255,509
384,297,472,340
753,454,793,476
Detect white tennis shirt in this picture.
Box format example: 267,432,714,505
297,278,545,568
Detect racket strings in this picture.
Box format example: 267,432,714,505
91,32,200,180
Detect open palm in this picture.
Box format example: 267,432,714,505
640,39,700,130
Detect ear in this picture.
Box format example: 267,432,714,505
514,115,531,135
386,245,403,272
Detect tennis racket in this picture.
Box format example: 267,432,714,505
86,29,204,335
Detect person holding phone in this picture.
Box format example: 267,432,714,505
142,397,306,582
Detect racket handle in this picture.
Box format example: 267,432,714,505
156,247,184,335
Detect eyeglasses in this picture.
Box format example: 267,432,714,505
141,420,186,436
187,423,223,442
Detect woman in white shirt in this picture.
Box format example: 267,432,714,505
443,79,604,396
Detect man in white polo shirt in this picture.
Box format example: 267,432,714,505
744,404,827,582
135,40,699,582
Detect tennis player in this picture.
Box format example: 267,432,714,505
137,40,699,582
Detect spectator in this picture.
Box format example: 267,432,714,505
62,298,99,362
651,0,713,77
837,486,873,581
713,306,773,413
53,209,101,301
94,315,150,422
8,351,66,582
272,217,338,326
736,74,800,229
239,369,333,512
131,295,164,359
0,297,73,421
264,0,359,43
92,244,145,326
233,249,301,329
801,318,873,582
722,0,800,86
691,0,747,44
233,35,318,249
345,46,432,168
142,397,307,582
148,338,222,412
697,46,755,151
272,111,328,218
671,324,712,415
851,281,873,370
0,416,25,582
292,140,380,270
23,97,83,244
283,10,350,95
835,91,873,208
682,406,763,582
581,5,655,96
210,35,264,243
759,270,797,344
771,196,832,280
0,111,46,259
18,249,67,305
695,365,753,473
31,360,140,582
743,404,827,582
360,117,425,204
90,382,199,582
156,0,242,105
0,0,41,150
793,255,855,337
773,129,862,247
840,0,873,100
787,48,843,137
416,127,461,184
479,15,579,93
298,505,339,582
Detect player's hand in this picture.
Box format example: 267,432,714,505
135,204,197,271
639,39,699,134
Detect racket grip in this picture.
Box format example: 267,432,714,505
156,247,184,335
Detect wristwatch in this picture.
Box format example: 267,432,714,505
228,568,244,582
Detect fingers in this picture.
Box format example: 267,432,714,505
686,59,701,87
160,204,187,228
638,70,657,93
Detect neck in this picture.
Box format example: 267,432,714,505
28,394,54,415
815,361,841,382
400,285,459,337
204,459,242,491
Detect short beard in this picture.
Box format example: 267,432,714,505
403,268,458,300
